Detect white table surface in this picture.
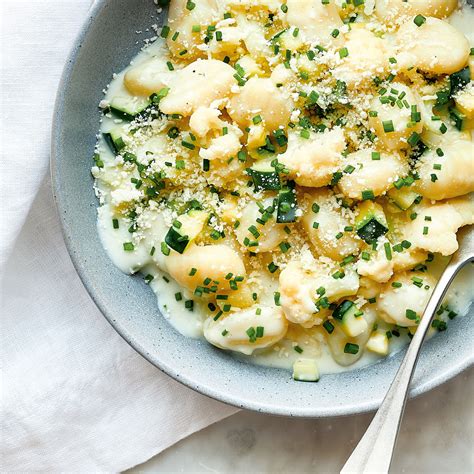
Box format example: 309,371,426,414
130,367,474,473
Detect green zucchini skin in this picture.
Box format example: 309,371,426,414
247,168,281,192
164,227,189,254
332,300,355,321
103,129,126,154
109,96,151,121
356,218,388,243
355,201,388,243
450,66,470,97
277,181,298,223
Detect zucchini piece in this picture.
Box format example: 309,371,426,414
109,95,151,120
355,201,388,243
276,181,298,223
387,187,419,211
164,210,208,254
449,107,465,131
332,300,368,338
164,227,189,254
103,126,128,154
247,159,281,192
450,66,470,97
292,358,319,382
366,331,389,356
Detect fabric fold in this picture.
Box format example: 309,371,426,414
1,2,237,471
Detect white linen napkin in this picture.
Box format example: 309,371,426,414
0,1,237,471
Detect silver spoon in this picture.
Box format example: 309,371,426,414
341,226,473,474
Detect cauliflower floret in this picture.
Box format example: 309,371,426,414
228,77,293,131
332,28,389,90
189,107,225,138
404,195,474,256
199,129,242,162
357,245,428,283
377,272,436,327
301,189,361,260
279,259,359,328
415,139,474,200
279,128,346,188
160,59,237,116
235,55,264,78
203,306,288,355
234,198,288,253
368,83,424,151
338,149,408,200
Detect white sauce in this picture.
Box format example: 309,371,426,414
96,5,474,374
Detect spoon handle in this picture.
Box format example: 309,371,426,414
340,259,466,474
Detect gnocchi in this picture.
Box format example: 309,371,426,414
396,17,470,75
93,0,474,380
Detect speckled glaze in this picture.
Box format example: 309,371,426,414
51,0,473,417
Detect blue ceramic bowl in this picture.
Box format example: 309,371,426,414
51,0,473,417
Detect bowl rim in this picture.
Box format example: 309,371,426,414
51,0,473,418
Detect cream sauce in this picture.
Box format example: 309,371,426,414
96,5,474,374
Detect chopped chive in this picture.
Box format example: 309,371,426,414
274,292,281,306
268,262,279,274
407,132,421,147
344,343,359,354
382,120,395,133
384,242,392,261
161,242,170,256
339,47,349,59
123,242,134,252
414,14,426,27
323,320,334,334
160,25,170,38
361,189,374,201
181,140,195,150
